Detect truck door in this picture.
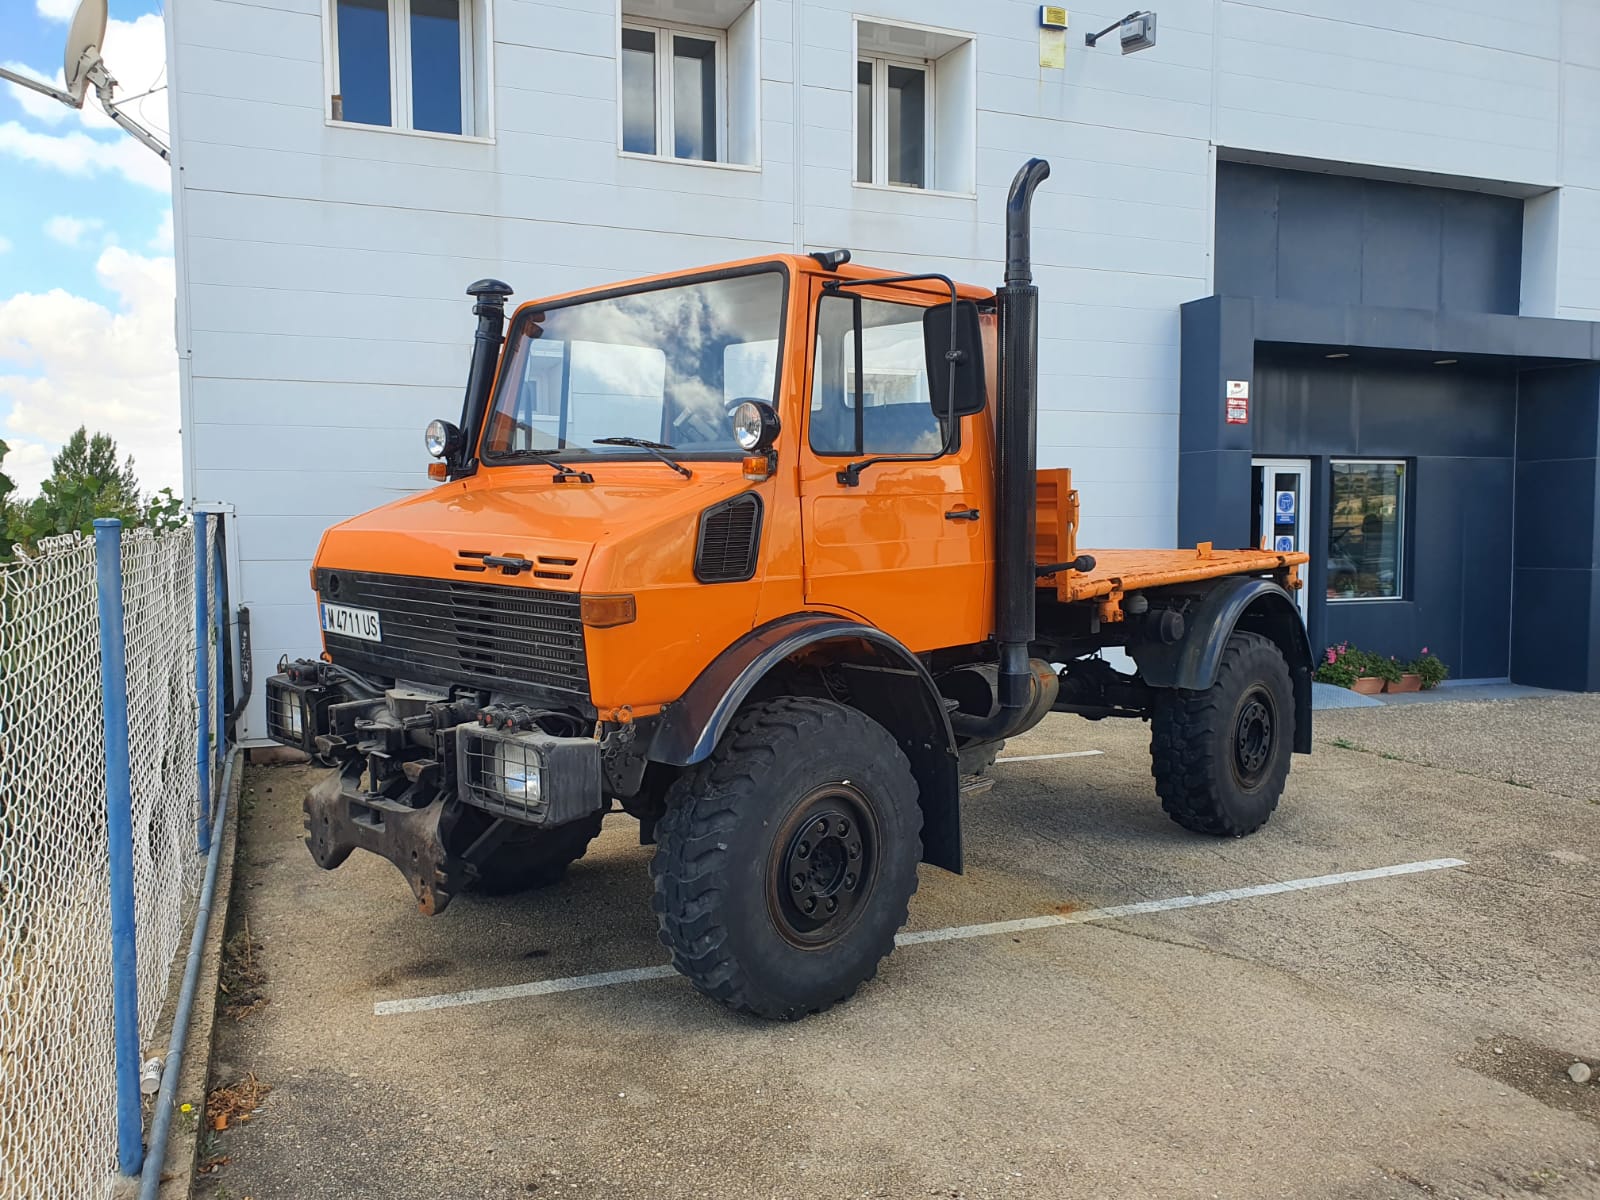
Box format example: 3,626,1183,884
797,282,994,651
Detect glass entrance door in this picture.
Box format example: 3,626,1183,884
1251,457,1310,622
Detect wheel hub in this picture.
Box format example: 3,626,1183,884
769,785,877,947
1233,691,1274,785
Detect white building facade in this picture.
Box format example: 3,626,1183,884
166,0,1600,738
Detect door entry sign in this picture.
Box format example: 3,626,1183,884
1226,380,1250,425
1275,490,1296,520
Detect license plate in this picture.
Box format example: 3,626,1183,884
321,602,382,643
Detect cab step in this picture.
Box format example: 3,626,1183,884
960,773,995,797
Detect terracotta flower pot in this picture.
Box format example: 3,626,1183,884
1388,674,1422,693
1350,676,1385,695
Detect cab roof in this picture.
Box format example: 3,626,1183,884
510,253,996,320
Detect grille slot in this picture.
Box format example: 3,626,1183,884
694,494,763,583
318,571,588,702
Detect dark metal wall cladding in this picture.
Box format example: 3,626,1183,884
320,571,588,702
1216,162,1524,315
694,494,763,583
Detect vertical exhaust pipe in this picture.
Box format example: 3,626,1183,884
455,278,514,474
995,158,1050,712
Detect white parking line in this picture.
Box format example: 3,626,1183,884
996,750,1105,763
374,857,1466,1017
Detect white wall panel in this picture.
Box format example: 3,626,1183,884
169,0,1597,740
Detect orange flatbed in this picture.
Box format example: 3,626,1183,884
1034,468,1307,616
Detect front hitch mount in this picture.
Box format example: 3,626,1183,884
303,770,467,915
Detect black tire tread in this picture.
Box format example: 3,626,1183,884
650,696,921,1020
1150,630,1292,837
469,811,605,896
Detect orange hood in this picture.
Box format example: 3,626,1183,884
315,462,758,592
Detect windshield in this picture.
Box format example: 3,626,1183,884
482,269,785,459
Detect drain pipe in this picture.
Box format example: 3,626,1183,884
138,747,239,1200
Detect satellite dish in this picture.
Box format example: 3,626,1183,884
63,0,108,107
0,0,166,159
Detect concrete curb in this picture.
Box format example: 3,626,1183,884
152,759,242,1200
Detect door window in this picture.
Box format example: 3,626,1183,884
809,295,946,457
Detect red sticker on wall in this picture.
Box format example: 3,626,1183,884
1226,379,1249,425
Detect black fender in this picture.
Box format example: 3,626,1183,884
649,613,964,872
1128,577,1314,754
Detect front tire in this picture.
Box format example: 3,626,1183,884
651,697,923,1020
1150,630,1294,837
467,812,605,896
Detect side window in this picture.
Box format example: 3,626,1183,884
809,295,945,456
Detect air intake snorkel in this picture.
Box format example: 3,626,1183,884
453,278,514,477
995,158,1051,713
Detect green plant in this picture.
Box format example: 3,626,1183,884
1406,648,1449,689
1314,641,1358,687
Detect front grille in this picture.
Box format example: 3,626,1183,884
318,571,588,703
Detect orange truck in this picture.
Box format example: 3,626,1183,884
267,159,1311,1019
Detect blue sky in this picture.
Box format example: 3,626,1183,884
0,0,181,496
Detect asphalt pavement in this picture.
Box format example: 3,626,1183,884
200,695,1600,1200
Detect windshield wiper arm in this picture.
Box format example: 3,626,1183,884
504,449,594,483
591,437,693,479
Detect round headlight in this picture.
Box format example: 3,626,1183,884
732,401,780,452
424,419,459,459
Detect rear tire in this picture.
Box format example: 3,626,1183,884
651,697,922,1020
1150,630,1293,837
468,812,605,895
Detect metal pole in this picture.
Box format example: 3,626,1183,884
211,519,226,767
194,513,211,854
94,518,145,1177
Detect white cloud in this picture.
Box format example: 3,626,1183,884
0,246,180,497
0,118,169,191
0,14,171,188
43,214,106,246
37,0,77,20
0,236,11,254
150,210,172,252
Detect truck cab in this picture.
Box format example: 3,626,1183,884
269,161,1312,1020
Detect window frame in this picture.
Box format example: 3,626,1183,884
854,52,936,191
618,16,729,165
323,0,491,142
1326,458,1408,604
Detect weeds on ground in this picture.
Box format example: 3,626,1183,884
206,1071,271,1134
219,920,267,1021
1331,736,1358,750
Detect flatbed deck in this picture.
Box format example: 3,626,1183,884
1045,545,1307,605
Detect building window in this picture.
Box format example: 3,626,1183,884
328,0,490,137
619,4,760,166
621,21,723,161
854,20,975,195
1328,461,1406,601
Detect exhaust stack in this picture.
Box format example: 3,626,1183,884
995,158,1051,712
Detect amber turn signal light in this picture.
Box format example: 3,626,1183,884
580,593,637,628
427,462,449,481
742,455,771,480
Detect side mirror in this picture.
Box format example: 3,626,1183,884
924,300,987,420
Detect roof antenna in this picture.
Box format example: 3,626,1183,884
0,0,170,161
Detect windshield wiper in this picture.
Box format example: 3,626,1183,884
502,449,594,483
591,437,693,479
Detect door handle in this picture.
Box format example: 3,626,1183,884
945,507,981,522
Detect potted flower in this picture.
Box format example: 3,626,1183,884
1389,653,1423,693
1315,642,1389,693
1314,642,1358,689
1406,648,1449,690
1351,649,1400,695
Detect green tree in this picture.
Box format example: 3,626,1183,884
12,427,145,547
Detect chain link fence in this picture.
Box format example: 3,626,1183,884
0,520,226,1200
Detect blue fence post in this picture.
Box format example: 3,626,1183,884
95,518,145,1177
195,513,212,854
211,518,226,768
